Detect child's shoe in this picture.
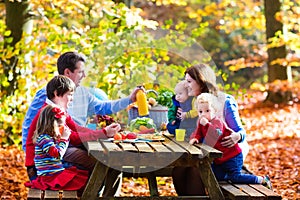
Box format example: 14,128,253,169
262,175,272,190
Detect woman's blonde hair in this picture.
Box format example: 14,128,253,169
32,105,64,143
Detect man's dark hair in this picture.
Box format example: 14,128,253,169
57,51,85,75
46,75,76,100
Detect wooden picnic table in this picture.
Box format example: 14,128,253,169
81,133,224,200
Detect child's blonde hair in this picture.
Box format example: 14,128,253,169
196,93,219,112
32,105,65,143
175,80,188,93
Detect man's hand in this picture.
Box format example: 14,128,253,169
129,86,145,102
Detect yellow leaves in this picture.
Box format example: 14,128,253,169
204,2,217,15
175,22,187,31
4,30,11,37
187,8,198,19
225,56,265,72
250,82,266,92
153,0,187,6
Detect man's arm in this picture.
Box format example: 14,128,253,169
91,86,140,115
22,88,47,151
93,97,132,115
68,86,132,126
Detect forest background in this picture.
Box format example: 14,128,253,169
0,0,299,199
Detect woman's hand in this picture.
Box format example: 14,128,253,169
221,131,241,148
180,112,187,120
104,123,121,138
176,107,182,119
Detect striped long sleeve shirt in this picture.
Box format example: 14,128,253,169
34,134,69,176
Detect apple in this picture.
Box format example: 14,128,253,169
121,133,127,140
126,132,137,139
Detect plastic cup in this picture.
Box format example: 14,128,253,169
175,129,186,141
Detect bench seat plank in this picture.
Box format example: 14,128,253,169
60,191,78,200
44,190,62,199
27,188,43,200
249,184,282,199
234,184,265,199
219,182,249,200
27,189,77,200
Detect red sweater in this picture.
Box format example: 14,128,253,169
190,117,241,164
25,103,106,167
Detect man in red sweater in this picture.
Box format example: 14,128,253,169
25,76,121,188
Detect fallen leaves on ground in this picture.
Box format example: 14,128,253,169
0,91,299,200
0,146,28,200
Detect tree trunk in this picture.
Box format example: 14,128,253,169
264,0,290,103
3,0,31,96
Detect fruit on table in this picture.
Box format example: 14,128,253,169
160,122,167,131
139,125,148,131
59,126,64,134
121,133,127,140
139,128,155,134
114,133,123,141
97,115,115,128
126,132,137,139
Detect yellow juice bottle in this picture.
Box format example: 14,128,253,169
136,90,149,116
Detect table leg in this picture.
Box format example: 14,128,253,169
146,173,159,196
198,157,225,200
102,168,122,197
81,161,109,200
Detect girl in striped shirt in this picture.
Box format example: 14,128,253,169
31,105,88,195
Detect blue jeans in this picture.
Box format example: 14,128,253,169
212,153,258,184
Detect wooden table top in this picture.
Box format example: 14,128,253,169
86,133,222,169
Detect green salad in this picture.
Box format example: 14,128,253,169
129,117,157,132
